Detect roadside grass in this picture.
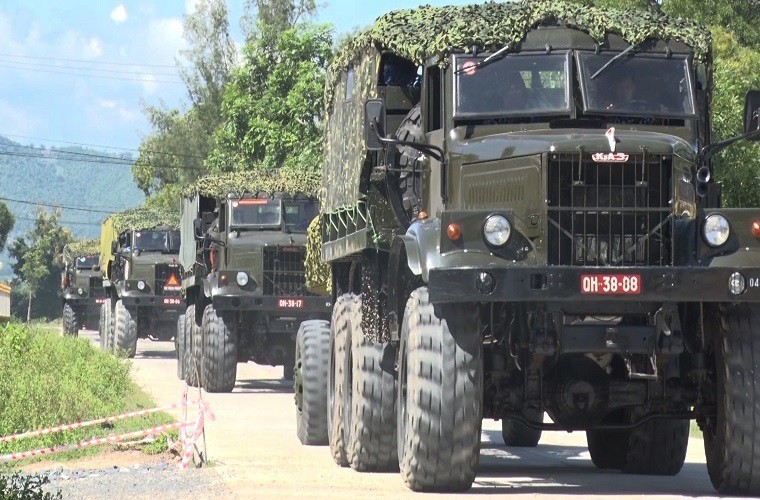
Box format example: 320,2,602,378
0,322,176,469
690,420,703,439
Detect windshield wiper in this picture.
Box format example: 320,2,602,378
454,43,514,75
590,42,641,80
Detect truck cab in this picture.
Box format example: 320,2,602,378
61,242,105,335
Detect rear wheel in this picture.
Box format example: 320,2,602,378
201,304,238,393
704,303,760,495
344,294,398,472
185,304,200,387
295,320,331,445
176,313,186,380
502,408,543,447
113,299,137,358
397,288,481,492
98,304,106,347
586,428,630,470
328,294,352,467
63,303,79,336
622,417,688,475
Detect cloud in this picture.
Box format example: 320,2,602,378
82,37,103,58
140,73,159,94
118,107,140,122
0,100,38,136
110,4,128,24
99,99,117,109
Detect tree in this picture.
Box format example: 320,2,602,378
206,22,332,174
241,0,319,40
663,0,760,49
9,208,72,322
0,201,14,252
133,0,237,202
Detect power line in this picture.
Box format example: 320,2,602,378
0,150,204,171
3,139,207,162
0,63,185,84
14,215,101,227
0,51,183,70
0,56,182,78
0,196,112,214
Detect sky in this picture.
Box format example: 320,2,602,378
0,0,484,154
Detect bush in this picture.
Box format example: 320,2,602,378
0,322,172,461
0,471,61,499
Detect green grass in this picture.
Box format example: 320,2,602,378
690,420,703,439
0,322,176,468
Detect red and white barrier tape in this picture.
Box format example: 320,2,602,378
0,421,192,462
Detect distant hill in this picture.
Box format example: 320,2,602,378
0,136,145,279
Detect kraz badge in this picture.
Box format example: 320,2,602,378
592,152,629,163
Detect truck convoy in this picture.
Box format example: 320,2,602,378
61,239,105,335
176,170,331,393
296,0,760,495
98,206,182,358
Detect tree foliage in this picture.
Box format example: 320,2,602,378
205,22,332,174
0,201,14,253
133,0,237,202
663,0,760,50
8,208,72,321
241,0,319,39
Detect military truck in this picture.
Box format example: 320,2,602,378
61,239,105,335
297,0,760,494
177,171,331,393
98,207,182,358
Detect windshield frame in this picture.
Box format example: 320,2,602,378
282,199,319,233
133,229,180,253
576,50,697,119
451,50,573,120
227,197,283,230
75,255,99,269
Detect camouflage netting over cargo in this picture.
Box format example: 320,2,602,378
305,215,332,295
106,206,180,233
180,168,321,199
325,0,711,111
64,239,100,259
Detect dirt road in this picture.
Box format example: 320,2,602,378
80,330,718,499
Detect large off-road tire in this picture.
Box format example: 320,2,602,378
622,417,689,475
397,288,482,492
98,304,106,346
201,304,238,393
113,299,137,358
295,320,331,446
100,302,115,353
344,294,397,472
328,294,352,467
176,313,186,380
62,303,79,336
704,303,760,495
586,428,630,470
502,408,543,447
184,304,200,387
388,105,422,230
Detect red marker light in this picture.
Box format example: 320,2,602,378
752,220,760,240
447,223,462,241
238,199,268,205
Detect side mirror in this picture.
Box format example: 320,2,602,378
744,90,760,140
110,241,118,255
193,218,204,240
364,99,387,151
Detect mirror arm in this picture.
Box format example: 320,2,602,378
700,123,760,165
370,120,449,206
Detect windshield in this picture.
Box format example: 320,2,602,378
455,53,570,117
283,200,319,232
133,230,180,253
578,52,695,117
230,199,282,228
75,255,98,269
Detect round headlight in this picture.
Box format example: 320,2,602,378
729,272,746,296
483,215,511,247
236,272,249,287
77,287,85,295
703,214,730,248
137,280,146,291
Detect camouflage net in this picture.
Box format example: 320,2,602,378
305,215,332,295
106,206,180,233
64,239,100,260
180,169,322,199
325,0,711,111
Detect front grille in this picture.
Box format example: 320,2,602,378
263,246,309,296
89,277,104,298
547,152,673,267
155,264,181,295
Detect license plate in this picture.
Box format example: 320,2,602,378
95,298,106,304
163,297,182,305
278,298,304,308
581,274,641,295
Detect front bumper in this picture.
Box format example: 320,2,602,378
64,296,107,307
428,266,760,303
212,293,332,315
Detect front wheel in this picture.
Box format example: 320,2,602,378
113,300,137,358
295,320,331,445
502,407,543,447
63,303,79,336
397,288,482,492
200,304,238,393
704,303,760,495
176,313,186,380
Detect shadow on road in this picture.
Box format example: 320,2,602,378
136,350,178,360
472,438,714,496
235,378,293,394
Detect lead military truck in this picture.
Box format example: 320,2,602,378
297,0,760,494
98,207,182,357
177,171,331,393
61,239,105,335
